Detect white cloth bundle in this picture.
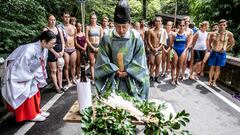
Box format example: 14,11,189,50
103,93,144,121
57,57,64,69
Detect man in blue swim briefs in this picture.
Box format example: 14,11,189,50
208,19,235,86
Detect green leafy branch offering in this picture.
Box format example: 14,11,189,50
80,92,191,135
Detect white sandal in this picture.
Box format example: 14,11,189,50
41,112,50,118
31,114,46,122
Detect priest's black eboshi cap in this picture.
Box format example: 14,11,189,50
114,0,130,24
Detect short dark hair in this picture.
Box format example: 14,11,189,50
39,31,56,43
70,17,76,25
219,19,227,24
102,16,108,21
211,22,218,28
62,10,70,17
90,11,97,18
148,20,154,27
154,16,162,22
166,21,173,26
47,14,55,20
180,20,185,25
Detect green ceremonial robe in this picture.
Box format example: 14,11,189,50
95,29,150,99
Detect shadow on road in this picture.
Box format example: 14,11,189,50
157,79,177,92
196,84,211,94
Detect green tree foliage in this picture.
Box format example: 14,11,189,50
129,0,142,22
37,0,79,20
189,0,240,56
0,0,162,58
161,0,189,15
146,0,162,21
0,0,47,58
84,0,117,25
83,0,161,25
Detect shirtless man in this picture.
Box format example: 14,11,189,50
70,16,77,26
109,21,115,30
134,22,144,40
199,23,219,76
145,20,155,69
102,16,109,36
140,19,148,34
139,20,148,55
208,19,235,86
59,11,77,89
182,16,193,80
148,17,167,83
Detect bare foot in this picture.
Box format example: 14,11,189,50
212,82,217,87
195,75,199,80
161,72,166,77
91,80,95,85
179,75,183,80
63,83,73,91
189,75,195,80
208,81,212,86
170,80,175,85
175,79,179,85
72,79,77,85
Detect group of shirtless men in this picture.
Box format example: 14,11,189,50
135,16,235,86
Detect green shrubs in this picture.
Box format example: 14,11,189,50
0,0,47,58
80,92,191,135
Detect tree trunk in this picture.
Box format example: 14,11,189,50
142,0,146,20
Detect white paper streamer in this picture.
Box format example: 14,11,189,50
76,79,92,112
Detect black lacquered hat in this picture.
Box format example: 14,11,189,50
114,0,130,24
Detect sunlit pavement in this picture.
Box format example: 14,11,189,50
1,74,240,135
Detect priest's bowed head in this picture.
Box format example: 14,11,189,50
114,0,131,37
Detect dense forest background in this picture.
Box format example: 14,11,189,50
0,0,239,58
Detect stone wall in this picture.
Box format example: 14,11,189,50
219,56,240,92
0,63,4,79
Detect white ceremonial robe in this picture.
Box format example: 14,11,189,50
1,41,48,109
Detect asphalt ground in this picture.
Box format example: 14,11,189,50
0,74,240,135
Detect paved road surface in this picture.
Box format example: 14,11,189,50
1,75,240,135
